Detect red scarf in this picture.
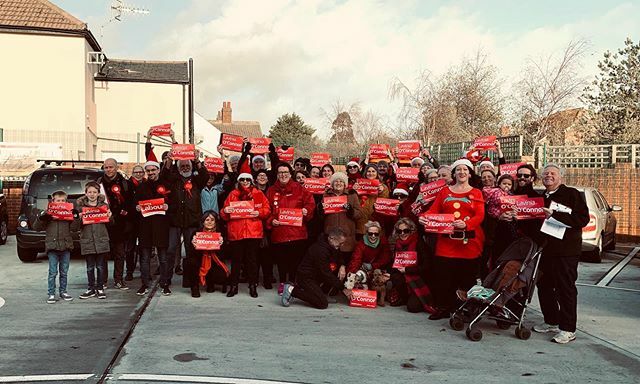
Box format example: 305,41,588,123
200,251,230,286
238,185,254,201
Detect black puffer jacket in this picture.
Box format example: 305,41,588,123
135,172,172,248
97,173,135,242
296,235,344,291
165,162,209,228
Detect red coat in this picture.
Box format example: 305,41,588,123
266,181,316,244
220,187,271,241
348,236,392,273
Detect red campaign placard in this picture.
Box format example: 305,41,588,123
349,289,378,309
171,144,196,161
420,179,447,204
82,205,109,225
368,144,389,160
278,208,303,227
47,202,74,221
393,251,418,269
204,157,224,174
310,153,331,167
396,140,421,160
396,167,420,183
353,178,380,196
323,195,347,214
303,178,329,195
193,232,222,251
139,198,166,218
149,123,172,137
421,213,455,234
220,134,244,152
249,137,272,154
276,146,295,162
472,136,497,151
229,200,256,219
499,162,527,177
373,198,400,216
499,195,546,220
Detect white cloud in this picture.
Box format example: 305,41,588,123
146,0,640,139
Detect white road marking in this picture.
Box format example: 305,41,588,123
0,296,5,309
0,374,94,382
596,246,640,287
110,374,301,383
576,283,640,293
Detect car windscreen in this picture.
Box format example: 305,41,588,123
28,170,101,199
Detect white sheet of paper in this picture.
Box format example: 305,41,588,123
541,218,566,239
550,201,572,214
546,216,571,228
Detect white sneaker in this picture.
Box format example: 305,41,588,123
47,295,57,304
552,330,576,344
60,292,74,301
533,323,560,333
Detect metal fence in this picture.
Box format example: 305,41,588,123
427,135,524,165
536,144,640,169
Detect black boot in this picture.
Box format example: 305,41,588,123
249,284,258,298
191,285,200,298
206,284,215,293
263,281,273,290
226,285,238,297
221,284,228,294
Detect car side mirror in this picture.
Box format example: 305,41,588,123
611,205,622,212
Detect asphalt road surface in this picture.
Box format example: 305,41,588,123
0,236,638,384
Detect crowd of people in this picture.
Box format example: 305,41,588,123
39,130,589,345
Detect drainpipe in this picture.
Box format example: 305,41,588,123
188,58,194,144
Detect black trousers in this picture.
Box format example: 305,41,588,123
431,256,479,312
537,254,579,332
257,242,273,285
272,240,307,283
228,239,260,285
102,241,126,284
292,276,328,309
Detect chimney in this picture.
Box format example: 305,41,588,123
221,101,232,124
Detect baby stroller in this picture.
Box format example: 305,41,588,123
449,237,543,341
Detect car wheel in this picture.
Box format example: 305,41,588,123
583,236,603,263
0,217,7,245
17,246,38,262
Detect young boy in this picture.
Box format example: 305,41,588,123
76,181,112,300
33,190,76,304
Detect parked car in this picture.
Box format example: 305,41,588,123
534,186,621,263
16,166,103,262
579,187,621,262
0,192,8,245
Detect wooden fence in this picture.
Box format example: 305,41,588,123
536,144,640,169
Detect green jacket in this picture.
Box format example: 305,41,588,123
33,211,76,252
75,195,112,255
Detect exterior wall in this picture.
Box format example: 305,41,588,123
94,81,187,163
562,166,640,242
0,32,90,159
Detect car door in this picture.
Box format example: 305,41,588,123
595,191,616,244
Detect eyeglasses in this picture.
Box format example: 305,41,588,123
393,194,407,198
277,171,290,175
397,228,412,235
516,173,532,179
347,165,359,169
238,178,252,182
366,232,380,237
133,171,144,174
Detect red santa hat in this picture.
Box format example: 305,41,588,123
346,157,360,168
393,183,410,196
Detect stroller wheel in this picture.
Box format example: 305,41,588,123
515,326,531,340
466,326,483,342
496,320,511,330
449,314,465,331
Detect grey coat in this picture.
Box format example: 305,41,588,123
75,195,112,256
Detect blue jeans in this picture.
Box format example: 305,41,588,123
140,247,169,287
47,250,70,295
86,253,107,290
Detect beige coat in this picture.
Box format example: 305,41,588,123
322,189,362,252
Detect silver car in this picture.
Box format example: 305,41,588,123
578,187,621,262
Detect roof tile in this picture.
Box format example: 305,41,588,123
0,0,86,31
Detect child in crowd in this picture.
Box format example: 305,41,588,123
33,190,77,304
76,181,112,300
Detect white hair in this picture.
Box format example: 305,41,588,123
542,163,565,177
